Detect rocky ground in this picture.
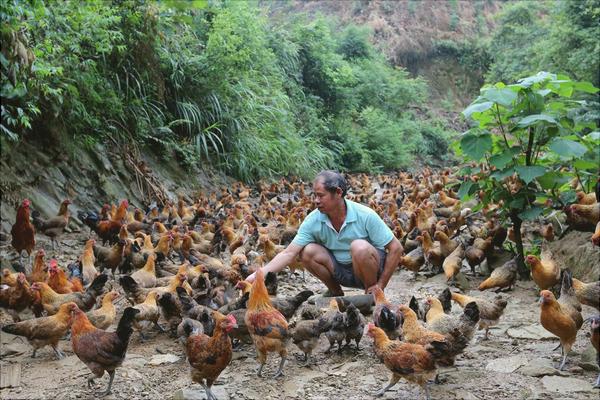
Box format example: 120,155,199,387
0,230,598,400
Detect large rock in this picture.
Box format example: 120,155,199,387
547,231,600,281
518,358,563,377
579,344,600,371
506,324,556,340
485,355,528,373
540,376,594,393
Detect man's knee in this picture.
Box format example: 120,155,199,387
350,240,377,260
300,243,325,264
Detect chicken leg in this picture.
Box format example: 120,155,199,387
374,374,400,396
97,370,115,396
557,346,568,371
202,383,216,400
273,355,286,378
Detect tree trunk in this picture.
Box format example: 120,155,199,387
510,211,529,279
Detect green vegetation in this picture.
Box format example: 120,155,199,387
0,0,451,181
486,0,600,87
456,72,599,276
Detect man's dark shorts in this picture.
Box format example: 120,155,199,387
328,248,387,289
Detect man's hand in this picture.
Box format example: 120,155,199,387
246,272,256,283
366,283,382,294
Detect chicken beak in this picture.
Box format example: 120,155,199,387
538,296,543,304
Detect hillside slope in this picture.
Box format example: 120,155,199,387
267,0,503,108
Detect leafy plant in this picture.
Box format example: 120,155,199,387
456,72,599,277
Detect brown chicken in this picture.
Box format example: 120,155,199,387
11,198,35,263
119,271,187,306
291,319,322,365
183,312,237,400
478,258,518,292
371,286,402,340
526,252,561,290
31,199,71,250
434,230,458,258
592,221,600,246
2,302,77,358
245,268,289,378
451,292,507,340
442,243,465,282
0,273,36,321
465,237,492,275
564,203,599,231
81,238,99,285
590,316,599,387
318,298,346,353
94,240,126,276
47,259,84,294
31,274,108,314
539,274,583,370
571,278,600,310
576,191,597,205
28,248,48,284
132,291,163,340
399,247,425,278
426,298,479,342
539,223,555,241
366,323,444,400
86,291,119,330
71,306,139,395
130,253,157,288
398,304,466,366
418,232,444,271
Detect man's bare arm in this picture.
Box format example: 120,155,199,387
377,237,403,290
245,243,304,283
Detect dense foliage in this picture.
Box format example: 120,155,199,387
456,72,599,276
0,0,451,181
486,0,600,87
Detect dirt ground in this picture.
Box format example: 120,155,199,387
1,232,599,400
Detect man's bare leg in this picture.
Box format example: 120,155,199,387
300,243,344,296
350,240,381,290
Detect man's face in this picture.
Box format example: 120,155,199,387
313,180,341,214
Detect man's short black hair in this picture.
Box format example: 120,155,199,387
314,170,347,197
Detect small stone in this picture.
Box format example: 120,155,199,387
452,389,480,400
541,376,594,393
454,272,470,290
566,366,583,374
485,355,528,373
148,353,179,366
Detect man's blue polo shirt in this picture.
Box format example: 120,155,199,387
291,199,394,264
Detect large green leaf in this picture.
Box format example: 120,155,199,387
515,166,546,184
460,132,492,160
489,147,520,169
457,181,476,200
574,160,598,170
537,171,569,190
462,101,493,119
491,167,515,181
482,88,517,107
572,81,599,94
518,206,544,221
517,114,557,127
549,138,588,158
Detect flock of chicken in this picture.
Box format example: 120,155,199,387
1,170,600,399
